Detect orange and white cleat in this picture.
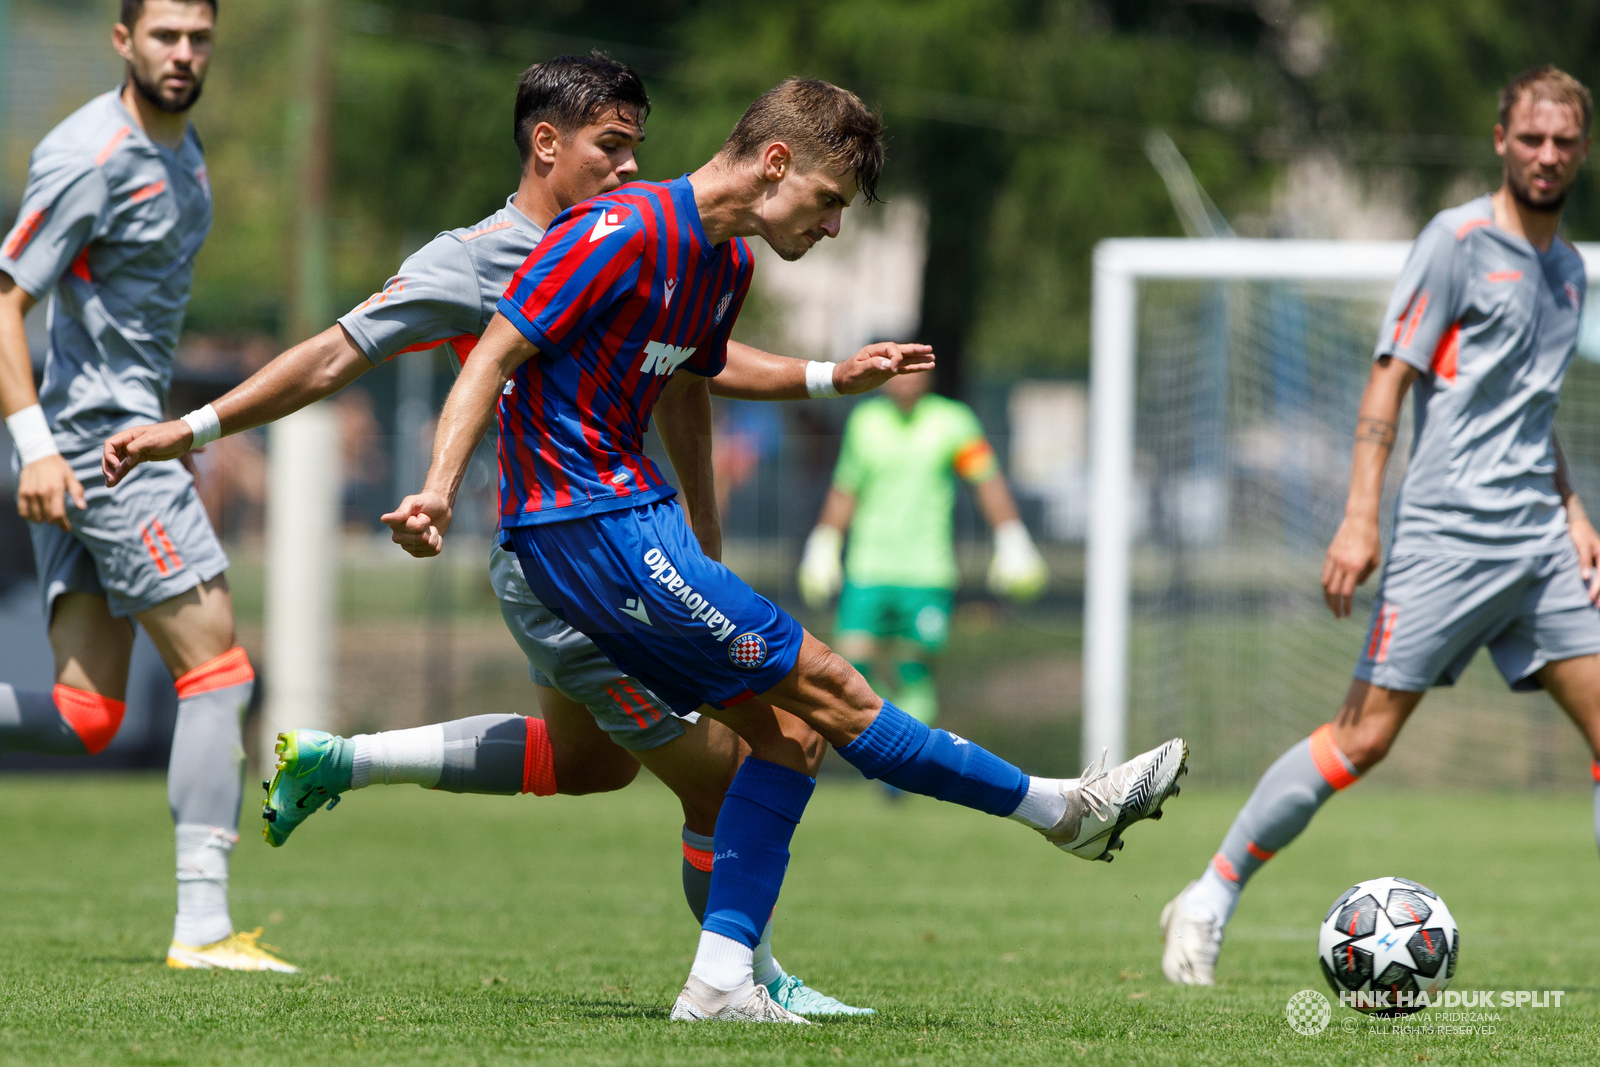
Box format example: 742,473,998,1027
166,928,299,972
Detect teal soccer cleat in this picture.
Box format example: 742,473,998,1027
767,972,876,1016
262,730,352,847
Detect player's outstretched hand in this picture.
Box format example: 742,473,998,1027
382,491,453,558
16,454,85,532
1568,509,1600,605
1321,516,1381,618
834,342,935,395
102,419,195,488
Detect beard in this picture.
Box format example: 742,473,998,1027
1506,168,1568,215
128,62,204,114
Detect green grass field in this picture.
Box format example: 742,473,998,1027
1,775,1596,1066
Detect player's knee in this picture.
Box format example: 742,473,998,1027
801,646,875,707
1340,726,1394,773
51,684,126,755
554,748,641,795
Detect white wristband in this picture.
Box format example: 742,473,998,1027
4,404,60,466
805,360,840,399
181,404,222,448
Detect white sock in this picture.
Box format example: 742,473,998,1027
1008,776,1070,830
1185,864,1242,925
351,724,445,789
689,930,754,991
173,824,236,946
751,917,781,988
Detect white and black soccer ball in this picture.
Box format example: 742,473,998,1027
1317,876,1458,1017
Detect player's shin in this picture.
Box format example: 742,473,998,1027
0,683,124,755
1187,725,1358,924
682,826,714,922
169,648,254,947
691,759,815,991
834,699,1028,815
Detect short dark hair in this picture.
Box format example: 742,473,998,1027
513,53,650,167
721,78,885,202
121,0,218,30
1498,65,1592,132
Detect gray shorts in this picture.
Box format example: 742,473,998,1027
489,542,690,751
27,448,228,620
1355,545,1600,693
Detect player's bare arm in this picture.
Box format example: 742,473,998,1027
711,340,934,400
1322,355,1419,618
0,274,83,530
1553,432,1600,604
382,313,536,556
103,324,368,487
653,372,722,561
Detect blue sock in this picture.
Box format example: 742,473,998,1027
836,700,1028,816
701,758,815,948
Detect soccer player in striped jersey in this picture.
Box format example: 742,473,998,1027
104,54,923,1016
1161,66,1600,987
392,77,1187,1023
0,0,293,971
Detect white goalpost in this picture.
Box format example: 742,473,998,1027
1083,237,1600,773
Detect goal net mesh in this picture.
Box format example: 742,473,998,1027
1126,278,1600,790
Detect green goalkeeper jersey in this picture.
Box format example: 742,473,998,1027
832,394,998,589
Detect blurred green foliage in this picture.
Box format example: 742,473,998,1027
171,0,1600,377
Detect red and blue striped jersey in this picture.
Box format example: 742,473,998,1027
495,176,752,526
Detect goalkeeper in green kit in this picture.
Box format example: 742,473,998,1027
797,369,1048,728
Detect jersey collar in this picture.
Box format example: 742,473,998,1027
670,174,715,255
502,194,546,239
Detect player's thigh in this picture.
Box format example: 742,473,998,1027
702,695,830,777
1534,653,1600,759
1330,679,1425,772
137,575,236,677
48,591,135,699
534,683,641,795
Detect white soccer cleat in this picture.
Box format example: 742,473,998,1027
1037,738,1188,861
1160,881,1223,986
166,928,299,973
669,975,810,1023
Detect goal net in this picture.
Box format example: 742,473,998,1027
1087,239,1600,790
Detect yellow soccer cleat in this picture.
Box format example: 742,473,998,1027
166,928,299,973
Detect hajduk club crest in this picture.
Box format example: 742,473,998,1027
728,632,767,669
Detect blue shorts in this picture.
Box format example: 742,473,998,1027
501,500,804,714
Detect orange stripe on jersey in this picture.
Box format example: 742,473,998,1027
152,520,184,569
70,249,92,282
1486,270,1522,283
175,647,255,698
683,842,714,872
1399,291,1429,349
95,126,132,166
449,335,478,366
1211,852,1240,883
1455,218,1492,240
2,209,46,259
141,525,170,575
394,334,478,362
1391,290,1417,343
522,716,558,796
1592,760,1600,783
1246,841,1276,862
1309,724,1359,791
52,684,126,754
953,439,997,481
1375,607,1398,663
462,220,514,241
1431,323,1460,383
130,179,167,204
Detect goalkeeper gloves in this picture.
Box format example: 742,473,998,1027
797,525,844,608
988,520,1048,602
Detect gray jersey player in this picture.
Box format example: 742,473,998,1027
1161,65,1600,986
0,0,294,972
104,53,930,1017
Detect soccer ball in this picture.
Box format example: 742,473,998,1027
1317,876,1458,1016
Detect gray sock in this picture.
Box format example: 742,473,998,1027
0,684,89,755
1189,728,1357,923
168,676,252,946
435,714,528,794
681,826,714,924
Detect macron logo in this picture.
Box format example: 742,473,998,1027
589,209,627,242
641,340,695,376
664,278,677,308
621,598,652,626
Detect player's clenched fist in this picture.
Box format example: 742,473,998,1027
1320,516,1381,618
382,491,453,558
16,454,86,532
833,342,934,395
102,419,195,487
